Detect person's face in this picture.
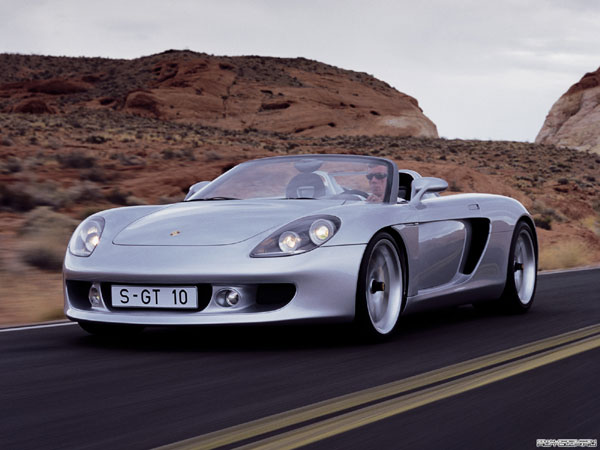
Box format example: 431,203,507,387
367,165,387,198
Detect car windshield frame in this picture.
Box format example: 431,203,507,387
186,154,397,204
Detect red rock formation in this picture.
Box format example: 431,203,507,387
126,56,438,137
0,51,438,138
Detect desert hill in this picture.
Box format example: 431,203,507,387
0,50,437,138
0,51,599,325
536,66,600,154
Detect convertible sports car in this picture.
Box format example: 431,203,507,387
64,154,538,337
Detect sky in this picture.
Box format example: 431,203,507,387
1,0,599,142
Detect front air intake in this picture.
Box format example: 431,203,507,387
256,284,296,306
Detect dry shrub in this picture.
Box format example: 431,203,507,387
531,202,566,231
448,179,462,192
534,215,552,231
158,195,182,204
106,187,130,205
22,240,67,271
20,207,78,271
125,195,148,206
161,148,196,161
17,180,70,210
111,152,146,166
47,137,63,150
161,149,176,159
56,151,96,169
86,135,108,144
205,150,223,161
581,215,600,236
78,207,104,220
67,181,103,202
181,148,196,161
30,181,67,208
3,180,102,211
0,156,23,173
19,206,78,237
79,167,109,182
539,241,590,271
0,184,35,211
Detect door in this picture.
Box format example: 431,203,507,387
413,196,484,292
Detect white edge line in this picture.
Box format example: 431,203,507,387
1,266,598,333
539,265,600,275
0,321,76,333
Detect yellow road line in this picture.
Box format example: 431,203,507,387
158,324,600,450
239,334,600,450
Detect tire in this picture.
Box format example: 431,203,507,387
499,221,538,313
78,321,144,337
355,231,406,339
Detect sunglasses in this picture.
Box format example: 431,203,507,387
366,172,387,181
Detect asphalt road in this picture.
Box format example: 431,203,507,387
1,268,599,450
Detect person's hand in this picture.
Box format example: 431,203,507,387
366,194,382,203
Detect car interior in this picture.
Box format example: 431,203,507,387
286,173,327,198
398,171,414,201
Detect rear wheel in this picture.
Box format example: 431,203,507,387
355,232,406,339
78,321,144,337
499,221,538,312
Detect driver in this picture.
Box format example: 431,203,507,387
366,165,388,203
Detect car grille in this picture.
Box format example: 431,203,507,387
65,281,296,312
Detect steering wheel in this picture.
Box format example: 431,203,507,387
342,188,369,199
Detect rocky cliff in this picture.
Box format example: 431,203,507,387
536,67,600,154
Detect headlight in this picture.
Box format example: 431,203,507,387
69,216,105,257
309,219,334,245
251,215,340,257
278,231,302,252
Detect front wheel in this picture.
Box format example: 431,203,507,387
499,221,538,313
355,231,406,338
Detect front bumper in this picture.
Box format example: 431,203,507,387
64,243,366,326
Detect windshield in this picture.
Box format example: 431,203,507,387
188,156,394,203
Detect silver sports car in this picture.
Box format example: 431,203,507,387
64,154,538,337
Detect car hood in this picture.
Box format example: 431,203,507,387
112,200,345,246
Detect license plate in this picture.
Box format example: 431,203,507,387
111,285,198,309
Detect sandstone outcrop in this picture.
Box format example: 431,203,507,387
536,67,600,154
0,51,438,138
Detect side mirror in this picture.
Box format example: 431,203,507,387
410,177,448,204
184,181,210,201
